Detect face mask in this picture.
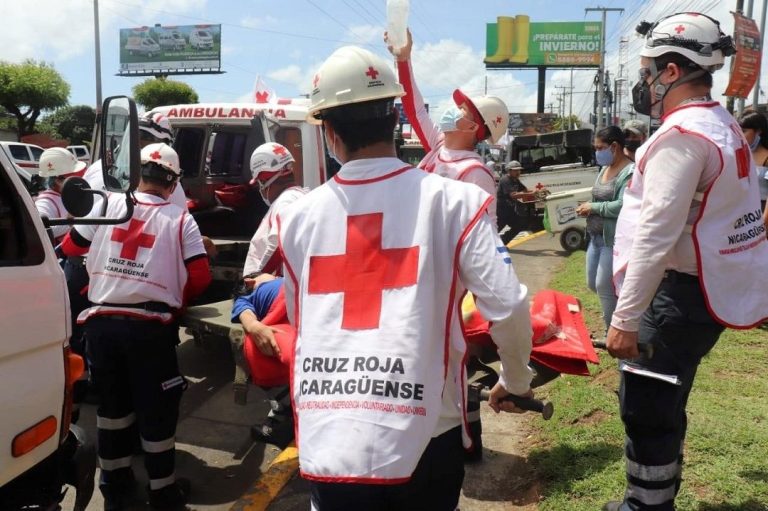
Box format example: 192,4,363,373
632,76,669,119
440,105,470,132
625,139,643,152
595,147,614,166
324,129,343,166
258,184,271,207
750,134,761,152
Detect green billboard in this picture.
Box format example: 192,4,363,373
485,17,602,68
118,24,221,75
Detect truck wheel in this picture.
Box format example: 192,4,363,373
560,227,585,252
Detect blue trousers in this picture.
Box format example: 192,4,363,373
618,271,724,510
586,233,617,331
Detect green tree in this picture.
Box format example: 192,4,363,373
38,105,96,145
133,77,199,110
0,60,69,140
552,115,581,131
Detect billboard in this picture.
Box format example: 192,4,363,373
508,112,558,136
725,12,761,98
485,16,601,68
119,24,221,75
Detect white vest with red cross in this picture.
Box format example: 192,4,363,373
278,158,491,483
420,146,497,221
614,102,768,328
82,193,191,321
34,191,69,242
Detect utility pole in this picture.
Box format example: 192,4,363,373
728,0,745,114
555,84,573,126
586,6,624,131
93,0,102,113
569,68,574,129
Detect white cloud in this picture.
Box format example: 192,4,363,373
0,0,206,63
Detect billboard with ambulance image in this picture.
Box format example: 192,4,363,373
119,24,221,74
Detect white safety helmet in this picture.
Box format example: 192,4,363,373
140,143,180,180
38,147,87,178
307,46,405,124
453,90,509,144
637,12,736,72
139,112,174,142
249,142,295,186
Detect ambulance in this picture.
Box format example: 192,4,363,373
148,100,336,303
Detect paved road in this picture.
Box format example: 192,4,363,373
61,231,568,511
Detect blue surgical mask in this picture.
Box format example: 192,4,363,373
439,106,465,132
750,134,761,152
595,147,614,167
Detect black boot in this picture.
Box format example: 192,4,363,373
99,468,135,511
250,411,294,449
148,477,190,510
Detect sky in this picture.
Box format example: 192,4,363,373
0,0,757,125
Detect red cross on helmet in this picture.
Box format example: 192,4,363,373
307,46,405,124
140,142,181,177
452,90,510,144
638,12,735,71
38,147,87,178
249,142,295,185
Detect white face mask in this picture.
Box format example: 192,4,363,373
324,129,343,166
258,184,271,206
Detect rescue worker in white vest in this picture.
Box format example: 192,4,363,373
386,29,509,225
83,112,188,211
243,142,309,277
604,13,767,511
60,143,211,510
35,147,90,420
35,147,87,242
278,45,533,510
238,142,309,447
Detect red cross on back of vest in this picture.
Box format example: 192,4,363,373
308,213,419,330
110,218,156,260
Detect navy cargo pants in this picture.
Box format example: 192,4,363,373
85,316,186,495
617,271,724,510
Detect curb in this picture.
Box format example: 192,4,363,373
506,230,547,249
229,443,299,511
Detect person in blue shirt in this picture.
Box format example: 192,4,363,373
231,276,294,448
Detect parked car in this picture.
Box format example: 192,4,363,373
0,142,45,195
0,142,44,174
189,29,214,50
67,145,91,164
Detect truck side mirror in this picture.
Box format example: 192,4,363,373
101,96,140,194
60,177,95,217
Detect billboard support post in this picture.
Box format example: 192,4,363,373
538,67,546,113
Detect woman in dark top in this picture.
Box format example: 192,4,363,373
576,126,633,332
738,110,768,211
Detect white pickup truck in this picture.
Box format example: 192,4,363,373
0,95,143,510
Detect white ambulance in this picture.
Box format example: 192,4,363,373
149,100,333,236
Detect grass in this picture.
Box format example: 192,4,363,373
529,251,768,511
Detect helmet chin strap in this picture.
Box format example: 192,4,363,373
650,59,708,117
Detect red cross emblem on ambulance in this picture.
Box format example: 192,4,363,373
308,213,419,330
110,219,156,260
